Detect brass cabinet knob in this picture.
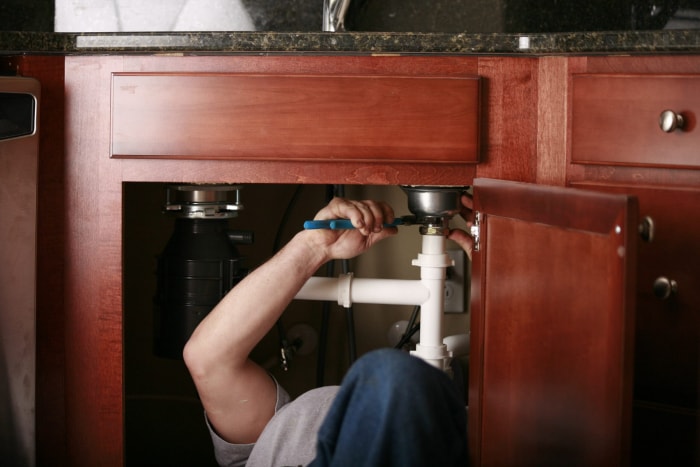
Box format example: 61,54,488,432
638,216,655,243
659,110,685,133
653,276,678,300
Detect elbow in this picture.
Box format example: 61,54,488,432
183,333,210,382
182,337,195,370
183,327,238,384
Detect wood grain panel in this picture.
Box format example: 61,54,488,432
469,178,637,467
475,57,538,183
120,158,475,186
584,55,700,74
571,74,700,169
65,55,126,467
121,54,480,77
536,57,568,186
111,73,480,163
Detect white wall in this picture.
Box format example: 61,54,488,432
54,0,255,32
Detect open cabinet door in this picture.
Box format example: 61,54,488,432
468,178,638,467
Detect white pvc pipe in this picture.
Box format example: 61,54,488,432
294,232,455,372
295,276,428,307
443,333,470,358
410,234,452,371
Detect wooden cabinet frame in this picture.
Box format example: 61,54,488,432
60,54,492,466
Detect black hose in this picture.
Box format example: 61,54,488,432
394,322,421,350
334,185,358,365
395,305,421,350
272,185,303,368
272,185,303,253
405,305,420,342
316,185,338,386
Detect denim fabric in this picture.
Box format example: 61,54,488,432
310,348,468,467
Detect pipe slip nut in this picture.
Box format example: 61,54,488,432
337,272,353,308
412,253,454,269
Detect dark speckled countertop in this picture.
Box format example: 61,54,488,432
1,30,700,55
2,0,700,55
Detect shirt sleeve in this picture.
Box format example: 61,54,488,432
203,375,292,467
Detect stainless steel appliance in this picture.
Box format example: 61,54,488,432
0,76,40,467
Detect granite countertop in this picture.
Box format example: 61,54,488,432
1,30,700,55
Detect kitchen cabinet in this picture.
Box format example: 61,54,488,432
6,52,699,466
34,54,486,466
569,56,700,466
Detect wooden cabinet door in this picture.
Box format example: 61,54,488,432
468,178,639,466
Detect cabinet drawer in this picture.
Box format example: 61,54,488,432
571,74,700,169
111,73,480,164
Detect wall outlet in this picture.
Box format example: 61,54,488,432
444,248,465,313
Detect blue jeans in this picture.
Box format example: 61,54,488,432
309,348,468,467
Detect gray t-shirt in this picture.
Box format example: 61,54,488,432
206,380,339,467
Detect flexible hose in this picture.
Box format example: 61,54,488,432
272,185,303,370
316,185,338,386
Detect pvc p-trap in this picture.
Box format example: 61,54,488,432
293,234,455,372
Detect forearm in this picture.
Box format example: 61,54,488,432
184,230,328,370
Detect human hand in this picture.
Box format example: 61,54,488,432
447,193,475,260
306,197,398,261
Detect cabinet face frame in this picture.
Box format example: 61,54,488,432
468,178,638,467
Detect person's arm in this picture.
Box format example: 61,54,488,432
447,193,475,260
183,197,397,445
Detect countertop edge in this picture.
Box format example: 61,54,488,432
1,30,700,55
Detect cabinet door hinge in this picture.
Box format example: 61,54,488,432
470,211,481,252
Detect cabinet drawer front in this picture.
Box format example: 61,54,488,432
111,73,480,163
571,74,700,169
